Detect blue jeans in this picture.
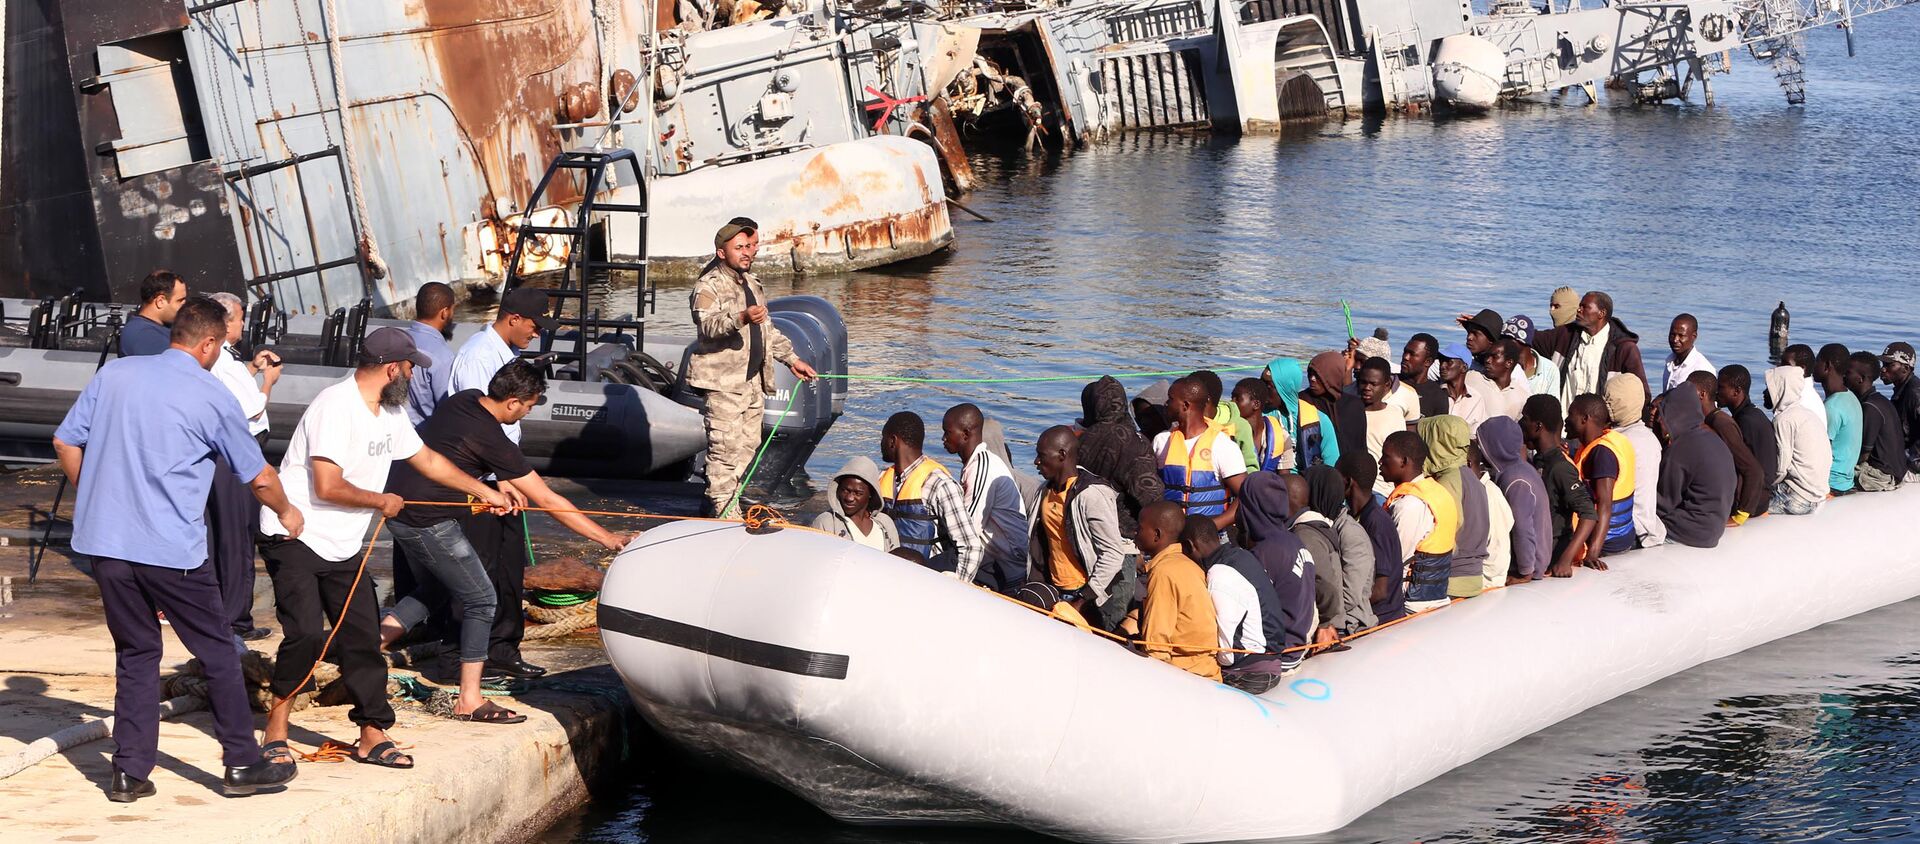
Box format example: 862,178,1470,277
385,520,497,663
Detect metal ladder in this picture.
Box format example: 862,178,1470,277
502,149,652,381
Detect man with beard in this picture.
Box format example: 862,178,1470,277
259,327,511,769
404,282,458,426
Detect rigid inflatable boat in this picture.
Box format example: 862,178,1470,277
599,488,1920,842
0,294,846,487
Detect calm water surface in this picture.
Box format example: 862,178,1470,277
560,16,1920,842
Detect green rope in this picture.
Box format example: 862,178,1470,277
719,387,800,519
811,363,1266,385
529,590,595,607
720,361,1278,519
521,511,535,567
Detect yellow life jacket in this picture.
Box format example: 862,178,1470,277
879,459,953,562
1388,476,1459,555
1161,424,1230,516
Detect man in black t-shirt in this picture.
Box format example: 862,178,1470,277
382,363,633,699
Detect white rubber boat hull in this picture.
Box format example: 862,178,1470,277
599,489,1920,842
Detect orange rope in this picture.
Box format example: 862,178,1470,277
979,577,1513,657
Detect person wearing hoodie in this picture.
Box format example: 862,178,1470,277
1531,291,1649,414
1078,376,1166,537
1263,359,1308,470
1778,345,1828,427
1604,373,1666,548
1479,417,1550,582
1183,516,1294,692
942,404,1028,593
1764,366,1832,515
1233,473,1316,674
1418,415,1488,599
1655,384,1736,548
1134,502,1221,681
1028,427,1136,631
1684,371,1768,522
1338,453,1405,622
1381,431,1455,613
1288,468,1377,642
810,457,900,552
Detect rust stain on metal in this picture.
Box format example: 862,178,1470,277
922,98,975,194
418,0,595,214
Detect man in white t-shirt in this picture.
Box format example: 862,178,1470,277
206,292,282,642
258,327,511,769
1152,379,1247,533
1355,357,1406,499
1663,313,1715,393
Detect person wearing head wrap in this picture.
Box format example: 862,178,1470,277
1077,376,1166,538
1298,466,1377,636
1656,384,1736,548
1604,372,1665,548
1297,351,1368,473
1234,473,1315,676
1418,415,1488,598
1548,287,1580,328
1262,359,1305,460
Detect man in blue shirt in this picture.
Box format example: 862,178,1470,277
53,296,304,802
117,270,188,357
1816,343,1863,494
404,282,457,426
448,286,553,444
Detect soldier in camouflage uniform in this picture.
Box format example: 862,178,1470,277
689,217,817,516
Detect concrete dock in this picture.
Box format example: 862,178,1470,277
0,466,727,844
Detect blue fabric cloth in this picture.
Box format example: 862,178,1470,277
403,321,456,426
1825,390,1863,493
118,315,170,357
448,325,521,443
1265,358,1304,452
55,350,266,569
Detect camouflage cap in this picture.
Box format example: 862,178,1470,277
714,216,759,248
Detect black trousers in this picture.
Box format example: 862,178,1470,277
206,454,259,634
93,557,261,779
457,509,527,664
259,536,395,729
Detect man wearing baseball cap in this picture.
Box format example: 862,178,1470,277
1502,314,1560,402
448,286,557,445
689,216,818,517
1879,342,1920,477
259,326,512,768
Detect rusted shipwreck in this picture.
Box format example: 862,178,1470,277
0,0,956,313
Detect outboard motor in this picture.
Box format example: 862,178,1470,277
670,296,847,503
747,296,847,502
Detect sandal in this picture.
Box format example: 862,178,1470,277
350,741,414,769
453,701,527,724
261,740,297,765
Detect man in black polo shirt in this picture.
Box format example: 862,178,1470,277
383,362,633,699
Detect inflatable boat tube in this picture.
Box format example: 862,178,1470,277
599,488,1920,842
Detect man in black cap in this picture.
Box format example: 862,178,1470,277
448,286,557,444
1880,342,1920,478
1458,308,1503,363
260,326,511,768
688,216,817,517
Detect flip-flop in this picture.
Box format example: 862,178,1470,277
350,741,414,769
261,740,297,765
453,701,527,725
